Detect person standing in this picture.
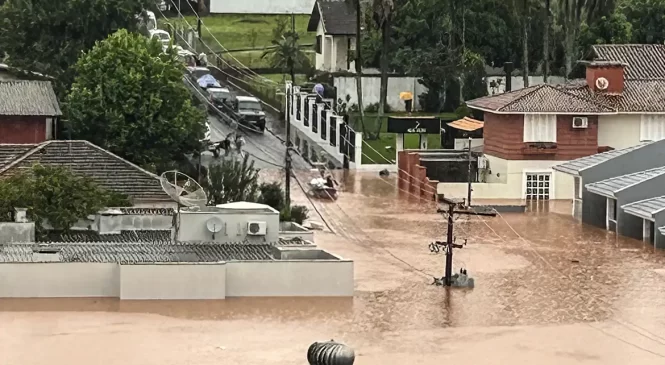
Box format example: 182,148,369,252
400,91,413,114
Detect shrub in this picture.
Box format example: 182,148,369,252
258,182,285,212
454,104,472,118
364,102,392,113
290,205,309,224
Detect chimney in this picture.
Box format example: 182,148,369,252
586,61,626,94
504,62,514,92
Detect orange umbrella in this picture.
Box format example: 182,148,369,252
399,91,413,100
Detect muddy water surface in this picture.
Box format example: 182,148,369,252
2,172,665,364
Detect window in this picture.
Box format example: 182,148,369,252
573,176,583,219
640,115,665,141
525,172,551,200
607,198,617,220
523,114,557,142
316,35,322,54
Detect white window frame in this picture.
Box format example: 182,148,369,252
573,176,583,217
640,114,665,142
522,170,553,201
523,114,557,143
606,198,617,230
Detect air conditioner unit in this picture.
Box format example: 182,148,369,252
572,117,588,129
247,221,267,236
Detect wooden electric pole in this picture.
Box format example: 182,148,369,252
467,136,473,206
284,13,296,209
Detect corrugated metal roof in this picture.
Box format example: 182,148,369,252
0,242,276,263
659,226,665,236
585,166,665,197
447,117,484,131
622,196,665,220
553,142,651,175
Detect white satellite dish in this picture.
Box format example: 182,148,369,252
160,170,207,207
595,77,609,90
206,216,223,239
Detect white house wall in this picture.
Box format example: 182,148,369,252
119,264,227,300
334,76,428,111
437,157,574,200
598,114,641,149
315,21,325,70
209,0,315,14
0,260,354,298
178,211,280,243
225,261,354,297
0,263,119,298
486,76,567,95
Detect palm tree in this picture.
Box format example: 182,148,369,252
261,32,310,84
372,0,394,138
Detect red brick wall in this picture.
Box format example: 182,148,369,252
483,112,598,160
398,150,438,201
586,65,625,94
0,116,47,143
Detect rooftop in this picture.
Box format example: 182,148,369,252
585,166,665,198
0,140,171,202
622,196,665,220
0,80,61,116
553,142,651,175
0,242,276,263
467,44,665,114
39,230,172,244
307,0,357,36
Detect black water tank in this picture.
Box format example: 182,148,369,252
307,341,355,365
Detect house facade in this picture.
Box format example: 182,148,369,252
0,80,61,144
441,44,665,201
307,0,356,72
553,140,665,248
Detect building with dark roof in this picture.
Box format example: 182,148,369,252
439,44,665,202
307,0,357,72
0,80,61,144
0,140,173,206
553,139,665,248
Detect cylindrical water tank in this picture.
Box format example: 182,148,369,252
307,341,355,365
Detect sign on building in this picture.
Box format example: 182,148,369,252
387,117,441,134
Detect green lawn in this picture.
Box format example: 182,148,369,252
159,14,315,69
351,112,459,164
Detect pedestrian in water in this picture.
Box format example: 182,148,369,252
235,134,245,155
222,134,232,157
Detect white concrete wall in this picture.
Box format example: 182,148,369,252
598,114,641,149
119,264,226,300
0,222,35,243
209,0,315,14
334,76,428,111
437,156,574,200
486,76,567,95
0,263,119,298
315,21,324,70
454,138,484,150
226,261,354,297
178,211,280,243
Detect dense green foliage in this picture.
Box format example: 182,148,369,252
204,154,261,205
0,165,130,231
0,0,152,94
66,30,206,170
258,182,286,212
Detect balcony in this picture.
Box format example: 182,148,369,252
521,142,558,155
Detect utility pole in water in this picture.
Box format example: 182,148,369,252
467,136,473,206
284,13,296,209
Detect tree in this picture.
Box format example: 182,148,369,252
261,31,311,84
543,0,552,82
371,0,394,138
66,29,206,169
203,154,260,205
349,0,367,135
0,0,152,94
0,164,130,232
258,182,286,212
622,0,665,43
578,11,632,53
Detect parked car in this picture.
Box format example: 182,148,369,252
186,66,210,84
156,0,171,11
149,29,171,48
233,96,266,133
206,87,235,111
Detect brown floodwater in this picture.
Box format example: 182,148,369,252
2,171,665,364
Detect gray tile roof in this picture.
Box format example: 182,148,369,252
307,0,357,35
0,242,276,263
553,142,651,175
592,44,665,80
585,166,665,197
0,144,36,169
561,80,665,113
466,84,616,114
39,230,172,243
0,81,61,116
622,196,665,219
0,140,171,202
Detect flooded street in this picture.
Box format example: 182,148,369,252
3,171,665,364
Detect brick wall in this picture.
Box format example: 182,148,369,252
0,116,47,143
398,150,438,201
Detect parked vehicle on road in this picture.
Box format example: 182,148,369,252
206,87,234,111
149,29,171,48
186,66,210,84
233,96,266,133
